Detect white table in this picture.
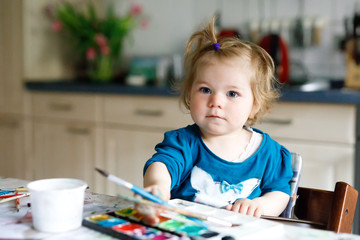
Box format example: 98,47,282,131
1,178,359,240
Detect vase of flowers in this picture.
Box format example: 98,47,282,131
45,1,147,83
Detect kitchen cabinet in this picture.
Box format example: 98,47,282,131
32,121,99,189
30,93,103,192
102,96,193,196
254,102,356,191
103,128,164,196
26,93,356,194
25,93,192,195
0,0,30,180
0,114,26,179
279,141,353,190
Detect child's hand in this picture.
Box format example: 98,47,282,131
225,198,264,217
134,186,164,226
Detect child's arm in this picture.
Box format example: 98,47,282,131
226,191,289,217
143,162,172,200
138,162,172,225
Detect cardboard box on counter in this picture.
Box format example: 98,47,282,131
346,39,360,89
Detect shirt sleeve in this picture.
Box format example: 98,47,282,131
261,145,293,196
143,129,196,190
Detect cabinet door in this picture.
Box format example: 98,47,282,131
104,96,192,129
255,103,356,144
104,127,164,196
33,121,97,189
0,0,23,113
0,115,25,178
276,139,354,191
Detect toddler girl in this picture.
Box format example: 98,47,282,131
141,17,292,224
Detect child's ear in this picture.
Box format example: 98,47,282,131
186,91,192,104
250,101,260,119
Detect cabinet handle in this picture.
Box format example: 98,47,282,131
0,120,19,128
67,127,91,135
262,118,293,125
134,109,163,117
49,103,73,111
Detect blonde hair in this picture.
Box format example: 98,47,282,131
179,17,279,126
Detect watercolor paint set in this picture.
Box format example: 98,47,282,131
83,198,283,240
82,210,183,240
83,207,222,240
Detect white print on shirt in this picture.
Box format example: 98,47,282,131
190,166,260,208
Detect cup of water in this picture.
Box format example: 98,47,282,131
27,178,87,233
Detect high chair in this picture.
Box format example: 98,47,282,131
265,182,358,233
280,152,302,218
264,152,358,233
293,181,358,233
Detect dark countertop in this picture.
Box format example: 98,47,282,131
25,81,360,105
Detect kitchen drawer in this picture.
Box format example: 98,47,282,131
254,102,356,144
278,140,354,191
104,96,193,129
32,92,101,121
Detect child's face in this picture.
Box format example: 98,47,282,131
188,57,259,137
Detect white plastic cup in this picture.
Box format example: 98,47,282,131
27,178,87,233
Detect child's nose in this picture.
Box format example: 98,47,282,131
208,93,224,109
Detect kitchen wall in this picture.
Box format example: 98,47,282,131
108,0,360,82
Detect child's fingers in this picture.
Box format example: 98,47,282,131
143,214,160,226
134,201,160,226
143,186,164,199
134,185,163,226
253,208,262,218
227,199,263,218
230,199,248,214
225,204,233,211
238,203,250,215
135,201,155,215
245,204,257,216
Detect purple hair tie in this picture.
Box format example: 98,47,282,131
213,43,220,51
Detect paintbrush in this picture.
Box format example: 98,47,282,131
0,193,30,204
0,187,28,192
15,192,20,212
95,168,233,227
95,168,171,206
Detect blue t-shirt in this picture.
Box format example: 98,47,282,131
144,124,293,208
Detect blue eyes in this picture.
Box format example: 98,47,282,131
227,91,239,98
200,87,211,94
200,87,239,98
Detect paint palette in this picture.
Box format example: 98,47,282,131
83,199,284,240
114,207,220,238
83,208,222,240
83,212,184,240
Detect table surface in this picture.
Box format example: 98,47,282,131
1,178,359,240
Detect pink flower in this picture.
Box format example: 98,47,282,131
100,45,110,55
51,20,62,32
86,47,96,61
130,3,142,17
94,34,107,47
